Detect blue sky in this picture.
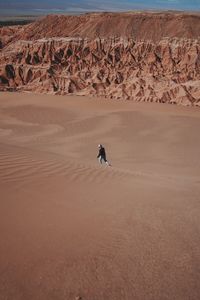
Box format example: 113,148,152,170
0,0,200,13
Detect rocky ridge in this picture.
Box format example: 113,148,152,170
0,13,200,105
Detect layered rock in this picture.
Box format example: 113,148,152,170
0,13,200,106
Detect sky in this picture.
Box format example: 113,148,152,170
0,0,200,15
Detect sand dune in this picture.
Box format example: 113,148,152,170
0,92,200,300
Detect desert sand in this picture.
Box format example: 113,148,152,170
0,92,200,300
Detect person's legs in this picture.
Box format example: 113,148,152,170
103,156,111,166
99,156,103,164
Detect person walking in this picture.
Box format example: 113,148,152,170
97,144,111,166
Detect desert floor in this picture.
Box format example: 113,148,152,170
0,92,200,300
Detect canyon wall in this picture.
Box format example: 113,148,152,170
0,13,200,105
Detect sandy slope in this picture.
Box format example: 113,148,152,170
0,92,200,300
3,12,200,41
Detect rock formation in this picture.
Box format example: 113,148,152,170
0,12,200,106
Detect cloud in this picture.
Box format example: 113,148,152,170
0,0,199,12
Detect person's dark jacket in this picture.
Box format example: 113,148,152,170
97,147,106,158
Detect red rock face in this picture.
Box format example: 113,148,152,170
0,13,200,106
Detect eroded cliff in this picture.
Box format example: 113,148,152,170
0,13,200,105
